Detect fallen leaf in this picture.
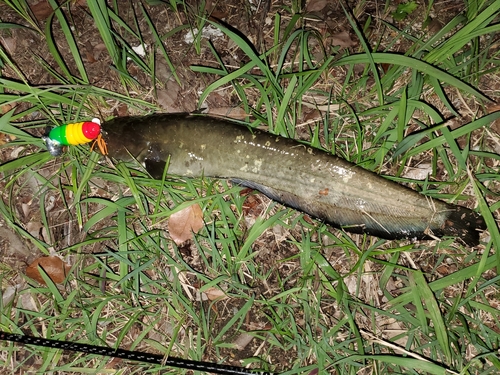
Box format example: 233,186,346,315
425,18,443,34
85,47,97,63
0,133,11,145
381,63,391,73
114,103,129,117
486,103,500,113
93,43,108,58
30,1,53,21
232,322,270,350
26,256,71,284
26,221,43,239
302,109,322,122
2,284,22,307
1,103,14,114
0,227,31,261
26,221,49,241
1,37,16,54
330,31,356,48
168,203,204,244
156,88,177,110
105,357,123,369
306,0,328,12
402,164,432,180
204,287,227,301
233,332,255,351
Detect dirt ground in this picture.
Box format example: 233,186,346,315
0,0,498,374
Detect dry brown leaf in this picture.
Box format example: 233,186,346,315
402,164,432,180
1,37,16,55
426,18,443,34
302,109,322,122
232,332,255,351
30,1,53,21
232,322,270,350
93,43,108,57
0,227,31,260
156,89,177,110
105,357,123,369
204,287,228,301
26,256,71,284
157,81,183,110
1,103,14,115
331,31,356,48
26,221,43,239
114,103,129,117
168,203,204,244
0,133,11,145
306,0,328,12
486,103,500,113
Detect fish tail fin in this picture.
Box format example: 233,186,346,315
440,207,486,246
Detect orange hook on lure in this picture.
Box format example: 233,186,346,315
43,119,108,156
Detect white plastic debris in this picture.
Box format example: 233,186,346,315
132,44,146,57
184,25,224,44
127,44,147,61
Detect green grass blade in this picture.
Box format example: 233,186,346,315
334,53,490,102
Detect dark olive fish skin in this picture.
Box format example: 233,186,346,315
101,113,485,246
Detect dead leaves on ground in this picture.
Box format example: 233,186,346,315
26,256,71,284
168,203,204,244
203,286,227,301
30,0,87,21
306,0,328,13
23,204,203,284
30,1,53,21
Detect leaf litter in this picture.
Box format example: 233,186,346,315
0,0,498,374
168,203,204,245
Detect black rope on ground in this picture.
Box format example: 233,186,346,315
0,331,276,375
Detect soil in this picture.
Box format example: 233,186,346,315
0,0,499,374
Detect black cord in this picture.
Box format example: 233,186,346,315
0,331,276,375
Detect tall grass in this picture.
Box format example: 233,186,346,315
0,1,498,374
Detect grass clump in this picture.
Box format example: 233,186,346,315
0,1,499,374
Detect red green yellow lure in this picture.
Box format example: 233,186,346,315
43,119,108,156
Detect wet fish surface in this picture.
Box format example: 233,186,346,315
101,113,486,246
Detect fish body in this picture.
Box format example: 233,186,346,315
101,113,485,246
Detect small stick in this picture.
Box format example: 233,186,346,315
0,331,276,375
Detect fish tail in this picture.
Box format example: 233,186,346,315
439,206,486,246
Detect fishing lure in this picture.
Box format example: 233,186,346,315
43,119,108,156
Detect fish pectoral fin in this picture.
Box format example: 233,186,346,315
144,158,167,179
143,143,169,179
231,179,299,207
